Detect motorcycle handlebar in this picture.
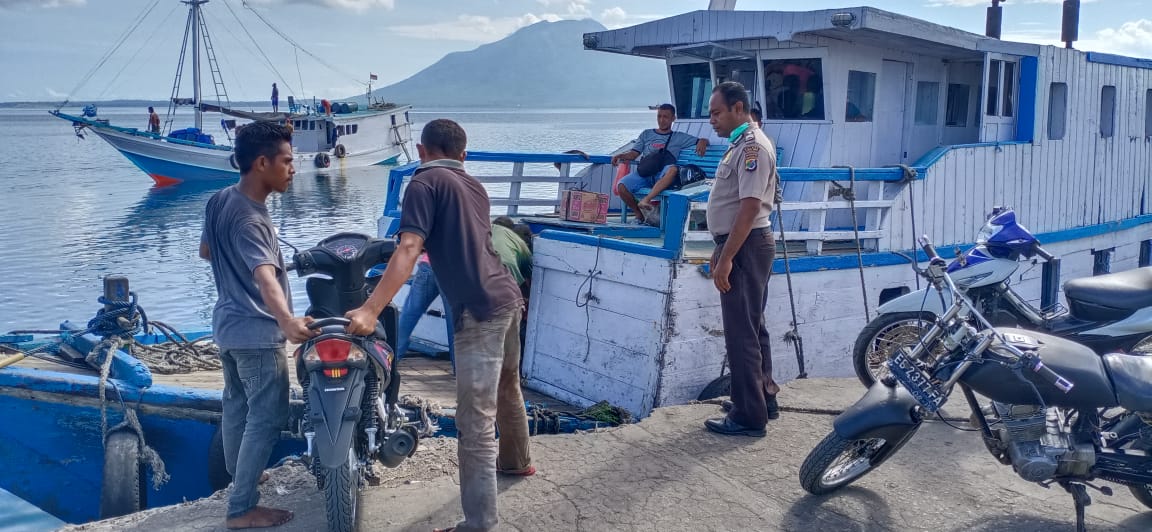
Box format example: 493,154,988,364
1026,356,1075,394
919,235,941,262
1033,244,1055,262
307,316,388,341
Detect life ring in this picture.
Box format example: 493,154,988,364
99,429,146,519
612,161,630,197
228,153,239,170
334,144,346,159
314,152,331,168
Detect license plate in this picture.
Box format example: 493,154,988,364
888,348,947,413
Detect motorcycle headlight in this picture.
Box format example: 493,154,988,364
976,223,1003,245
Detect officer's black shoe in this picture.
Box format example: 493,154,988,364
720,395,780,420
704,416,766,437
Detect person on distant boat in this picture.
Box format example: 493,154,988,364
750,107,763,129
612,103,709,225
704,81,781,438
344,119,533,532
199,121,313,529
147,106,160,134
271,83,279,113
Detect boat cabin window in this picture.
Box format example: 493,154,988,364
1048,82,1068,140
845,70,876,122
670,63,712,119
1100,85,1116,138
351,124,358,134
763,58,824,120
1146,90,1152,138
945,84,971,127
915,82,940,125
337,125,345,136
715,59,758,108
985,59,1016,118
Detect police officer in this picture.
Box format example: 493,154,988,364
704,81,780,437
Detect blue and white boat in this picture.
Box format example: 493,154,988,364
389,3,1152,420
50,0,414,186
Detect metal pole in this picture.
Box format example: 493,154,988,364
190,0,206,130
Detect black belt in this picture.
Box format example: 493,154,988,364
713,226,770,246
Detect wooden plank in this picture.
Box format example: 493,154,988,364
533,238,673,292
537,269,669,326
475,176,582,184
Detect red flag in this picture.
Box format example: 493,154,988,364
369,73,378,81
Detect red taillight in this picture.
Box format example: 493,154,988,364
314,339,351,363
324,368,347,378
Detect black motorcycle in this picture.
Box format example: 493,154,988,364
289,232,419,532
854,207,1152,388
799,236,1152,532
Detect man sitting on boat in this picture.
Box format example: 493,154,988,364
612,104,708,224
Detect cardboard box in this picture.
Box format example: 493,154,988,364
559,189,609,224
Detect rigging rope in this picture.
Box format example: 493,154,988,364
57,0,163,110
221,0,297,95
240,0,367,87
831,165,871,322
773,181,807,379
95,1,182,101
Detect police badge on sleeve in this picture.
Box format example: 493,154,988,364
743,145,759,171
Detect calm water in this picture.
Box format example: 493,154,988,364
0,107,652,331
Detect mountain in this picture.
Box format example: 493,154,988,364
363,19,669,108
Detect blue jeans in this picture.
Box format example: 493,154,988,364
618,164,676,194
396,261,455,364
219,347,289,519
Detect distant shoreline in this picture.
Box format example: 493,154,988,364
0,101,659,112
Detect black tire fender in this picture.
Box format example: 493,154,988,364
334,144,347,159
314,152,331,168
100,430,145,519
696,374,731,401
207,424,232,492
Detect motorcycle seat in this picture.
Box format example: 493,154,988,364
1063,267,1152,321
1104,353,1152,412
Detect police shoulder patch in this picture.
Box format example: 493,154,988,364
743,145,759,171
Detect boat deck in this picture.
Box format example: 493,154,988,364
11,353,574,412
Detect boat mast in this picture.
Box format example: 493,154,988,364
188,0,208,130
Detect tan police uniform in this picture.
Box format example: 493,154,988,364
705,122,781,430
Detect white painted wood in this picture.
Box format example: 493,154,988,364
875,60,910,164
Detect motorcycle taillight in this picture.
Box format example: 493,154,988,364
304,339,366,364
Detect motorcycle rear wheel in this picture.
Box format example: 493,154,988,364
320,447,361,532
799,429,917,495
1129,485,1152,510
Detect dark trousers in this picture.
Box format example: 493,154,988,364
715,227,779,429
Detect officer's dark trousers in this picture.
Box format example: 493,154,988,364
714,227,779,430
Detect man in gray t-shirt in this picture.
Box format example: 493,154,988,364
612,103,708,224
199,122,314,530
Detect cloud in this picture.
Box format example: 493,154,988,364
536,0,589,16
388,13,561,43
927,0,1097,6
244,0,394,10
1088,19,1152,57
600,7,628,28
1004,18,1152,58
45,87,66,98
0,0,84,8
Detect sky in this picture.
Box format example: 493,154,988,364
0,0,1149,102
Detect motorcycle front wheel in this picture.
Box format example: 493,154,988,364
321,447,361,532
799,428,918,495
853,312,943,388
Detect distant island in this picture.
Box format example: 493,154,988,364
3,19,669,110
363,19,668,108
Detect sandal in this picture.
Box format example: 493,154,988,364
497,465,536,477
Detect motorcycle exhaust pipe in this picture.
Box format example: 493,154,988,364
377,430,416,468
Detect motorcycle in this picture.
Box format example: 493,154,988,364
799,236,1152,532
288,232,420,532
854,207,1152,387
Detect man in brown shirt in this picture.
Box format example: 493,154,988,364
345,119,531,531
704,81,781,437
